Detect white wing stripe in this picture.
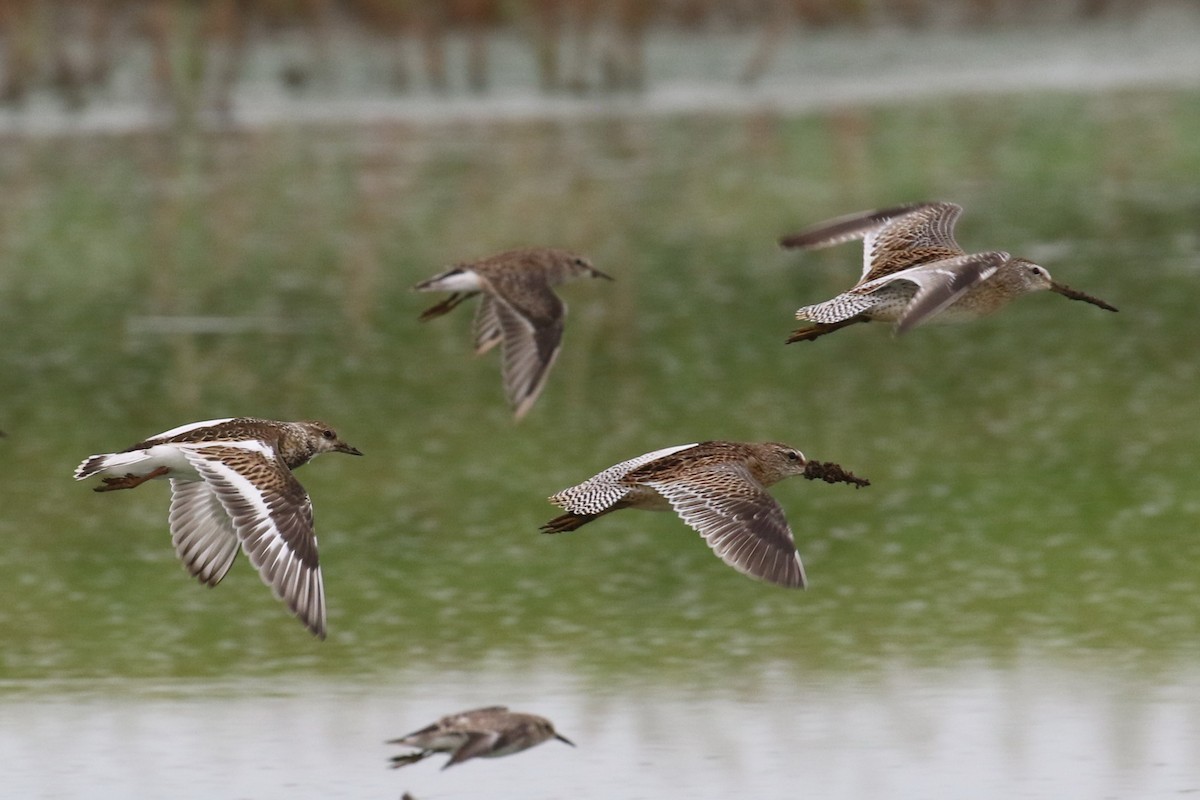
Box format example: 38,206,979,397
151,418,237,440
177,439,274,455
194,459,275,526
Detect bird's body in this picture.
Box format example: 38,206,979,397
413,247,612,420
542,441,869,589
387,706,574,770
782,202,1117,342
73,417,362,639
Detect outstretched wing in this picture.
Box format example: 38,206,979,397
852,250,1008,334
167,478,240,587
472,295,503,355
781,202,931,249
782,202,965,282
177,442,326,639
485,275,567,421
644,463,806,589
860,202,965,281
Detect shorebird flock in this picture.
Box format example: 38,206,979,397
71,201,1116,776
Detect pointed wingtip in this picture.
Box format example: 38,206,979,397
757,553,807,589
302,613,327,640
512,392,539,422
794,558,808,591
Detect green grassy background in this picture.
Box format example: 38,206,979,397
1,89,1198,684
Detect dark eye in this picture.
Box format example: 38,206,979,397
322,429,336,440
574,258,588,267
786,450,801,461
1029,266,1045,277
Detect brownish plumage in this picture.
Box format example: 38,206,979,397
413,247,612,420
543,441,869,589
387,706,574,770
74,417,362,639
782,202,1117,342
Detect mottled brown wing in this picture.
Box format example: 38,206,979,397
780,202,965,283
779,202,931,251
388,706,510,746
445,705,510,724
624,441,745,480
124,417,242,451
859,202,965,282
644,463,806,589
484,276,566,420
178,442,326,639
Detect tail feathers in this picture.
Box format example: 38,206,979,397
796,292,877,324
413,267,482,294
412,270,456,292
73,451,148,480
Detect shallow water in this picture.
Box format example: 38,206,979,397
6,659,1200,799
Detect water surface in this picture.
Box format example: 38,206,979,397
6,659,1200,799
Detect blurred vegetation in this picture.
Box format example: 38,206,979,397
0,0,1191,112
0,87,1198,685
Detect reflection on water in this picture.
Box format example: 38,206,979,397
5,659,1199,799
2,20,1199,135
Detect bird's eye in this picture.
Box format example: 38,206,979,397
786,450,801,461
1029,266,1045,277
574,258,588,267
322,429,336,440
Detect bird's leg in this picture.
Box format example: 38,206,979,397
418,293,469,322
389,750,433,770
540,512,600,533
94,466,170,492
786,317,866,344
